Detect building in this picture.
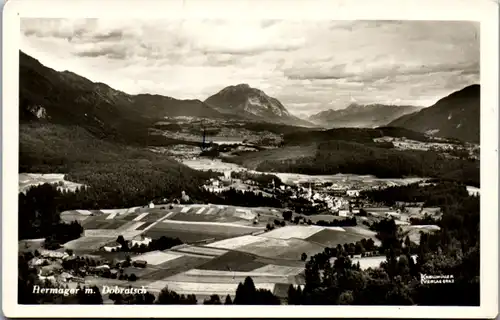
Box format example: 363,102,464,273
338,209,350,217
103,242,122,252
131,235,152,247
39,249,67,259
59,272,73,282
385,211,400,219
30,258,47,267
148,202,155,209
181,191,190,202
133,260,148,268
95,264,111,271
346,190,360,197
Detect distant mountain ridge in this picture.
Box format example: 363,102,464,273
204,84,314,127
388,85,480,143
308,103,421,128
20,51,312,142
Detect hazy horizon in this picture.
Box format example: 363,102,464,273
21,19,479,117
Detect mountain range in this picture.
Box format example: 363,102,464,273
388,84,480,143
19,51,311,139
308,103,421,128
20,50,480,143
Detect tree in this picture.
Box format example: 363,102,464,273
338,290,354,305
234,277,257,304
301,252,308,261
282,210,293,221
203,294,221,305
224,294,233,305
116,235,127,250
129,273,137,282
287,285,297,305
77,285,103,304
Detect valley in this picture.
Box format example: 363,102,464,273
17,49,480,306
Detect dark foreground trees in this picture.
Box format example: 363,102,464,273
233,277,281,305
287,192,480,306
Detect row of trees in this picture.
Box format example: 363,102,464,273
115,235,183,253
19,184,84,246
361,180,471,207
202,188,283,208
315,217,357,227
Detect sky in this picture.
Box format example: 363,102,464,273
20,19,479,117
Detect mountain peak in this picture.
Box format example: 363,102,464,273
204,84,311,126
235,83,251,89
388,84,480,142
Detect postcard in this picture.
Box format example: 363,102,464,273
2,0,498,318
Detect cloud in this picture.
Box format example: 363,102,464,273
20,19,479,115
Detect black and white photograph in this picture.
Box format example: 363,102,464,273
3,0,498,318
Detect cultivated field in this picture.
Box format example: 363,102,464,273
51,203,392,299
261,225,326,240
19,173,85,194
146,280,276,296
181,158,246,172
139,255,212,281
306,229,366,247
236,237,325,260
130,250,184,265
173,245,228,257
206,235,269,250
197,251,267,272
232,145,318,170
169,205,257,225
63,236,116,253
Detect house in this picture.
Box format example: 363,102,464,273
338,209,350,217
95,264,111,271
38,267,57,282
346,190,360,197
39,268,54,277
395,201,424,208
73,276,85,283
148,202,155,209
132,260,148,268
131,235,152,248
103,242,122,252
385,211,400,219
59,272,73,282
30,258,47,267
39,249,67,259
181,191,190,202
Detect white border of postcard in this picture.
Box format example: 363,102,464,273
2,0,498,318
